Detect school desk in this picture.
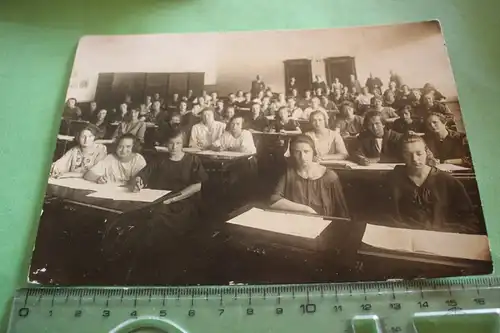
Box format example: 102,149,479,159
1,0,500,327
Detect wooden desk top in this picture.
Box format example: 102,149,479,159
250,130,301,137
321,161,475,176
182,148,255,161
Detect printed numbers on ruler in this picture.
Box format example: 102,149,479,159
14,285,495,329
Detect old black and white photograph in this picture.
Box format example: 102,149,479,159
29,21,492,286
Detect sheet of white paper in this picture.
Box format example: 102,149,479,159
320,160,359,168
226,208,331,239
349,163,404,171
48,178,114,191
86,187,170,202
183,147,202,153
196,150,252,158
362,224,413,252
362,224,491,261
436,163,471,172
94,139,114,144
411,230,490,261
57,134,75,141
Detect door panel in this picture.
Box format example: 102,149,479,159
324,57,356,88
284,59,312,95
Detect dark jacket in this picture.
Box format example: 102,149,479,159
353,129,402,163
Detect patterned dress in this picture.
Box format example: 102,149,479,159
51,144,107,174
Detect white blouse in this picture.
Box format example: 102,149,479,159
88,153,146,185
220,130,257,154
305,130,348,157
189,121,226,149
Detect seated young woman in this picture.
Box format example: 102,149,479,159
62,98,82,120
392,105,425,135
424,112,468,165
50,124,107,179
189,107,226,150
221,105,236,126
270,135,349,217
394,84,412,109
218,115,257,154
355,86,374,116
302,96,328,121
90,109,108,139
84,133,146,185
112,108,147,144
132,129,207,223
247,103,270,132
422,83,446,102
101,129,208,284
371,96,398,123
334,101,364,138
387,135,479,233
272,107,302,134
305,111,348,161
112,103,129,123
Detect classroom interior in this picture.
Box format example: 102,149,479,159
30,21,492,286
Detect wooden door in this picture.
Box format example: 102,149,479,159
324,57,356,88
284,59,312,95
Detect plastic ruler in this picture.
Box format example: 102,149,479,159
7,277,500,333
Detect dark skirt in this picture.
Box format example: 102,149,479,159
98,195,203,285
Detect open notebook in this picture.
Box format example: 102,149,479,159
226,208,331,239
362,224,491,261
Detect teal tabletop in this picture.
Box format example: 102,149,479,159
1,0,499,329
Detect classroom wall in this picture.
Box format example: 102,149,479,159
66,33,218,102
65,21,459,103
214,21,459,100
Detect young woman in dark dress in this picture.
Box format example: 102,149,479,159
392,105,425,134
424,112,468,165
100,129,208,284
271,135,349,217
90,109,108,139
387,135,479,233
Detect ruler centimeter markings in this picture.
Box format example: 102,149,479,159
7,277,500,333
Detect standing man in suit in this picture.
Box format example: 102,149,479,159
353,110,402,165
251,75,266,98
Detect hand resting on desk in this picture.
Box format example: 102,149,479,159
270,199,318,215
49,165,83,180
133,175,201,205
96,176,109,184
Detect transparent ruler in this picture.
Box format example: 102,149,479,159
7,277,500,333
